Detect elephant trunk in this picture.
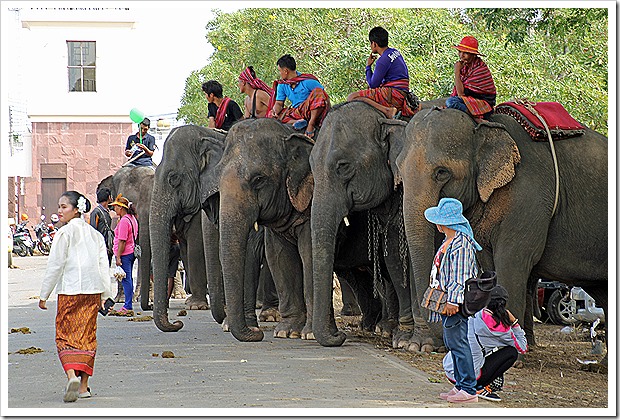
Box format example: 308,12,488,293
402,186,440,335
149,188,183,332
219,189,264,342
311,200,347,347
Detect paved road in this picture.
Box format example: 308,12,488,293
4,255,492,414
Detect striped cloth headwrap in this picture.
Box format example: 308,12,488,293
239,67,274,96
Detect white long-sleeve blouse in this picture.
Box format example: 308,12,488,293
40,217,114,301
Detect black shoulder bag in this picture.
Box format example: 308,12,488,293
462,254,497,317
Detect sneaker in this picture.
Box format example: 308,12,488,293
477,385,502,402
489,375,504,392
439,386,458,400
447,389,478,403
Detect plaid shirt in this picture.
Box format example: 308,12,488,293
428,231,479,322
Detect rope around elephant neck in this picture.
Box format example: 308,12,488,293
517,99,560,218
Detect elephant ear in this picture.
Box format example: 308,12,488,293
198,133,226,205
284,133,314,213
379,118,408,189
475,122,522,203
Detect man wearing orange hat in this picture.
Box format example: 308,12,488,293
446,36,496,123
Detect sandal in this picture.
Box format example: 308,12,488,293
392,111,402,120
304,130,315,138
293,119,308,131
78,387,92,399
63,377,80,403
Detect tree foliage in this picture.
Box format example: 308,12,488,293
178,7,608,135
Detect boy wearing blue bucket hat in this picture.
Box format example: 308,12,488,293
424,197,481,403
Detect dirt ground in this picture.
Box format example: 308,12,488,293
333,282,608,408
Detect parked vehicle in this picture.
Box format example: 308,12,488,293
33,215,52,256
537,279,604,325
12,221,34,257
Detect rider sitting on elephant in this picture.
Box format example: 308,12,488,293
446,36,496,123
347,26,418,120
125,117,156,168
202,80,244,131
238,66,274,119
268,54,330,139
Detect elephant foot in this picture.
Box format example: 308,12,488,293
392,329,414,349
184,295,210,310
273,317,305,339
300,323,314,340
340,304,361,316
259,307,281,322
375,318,398,339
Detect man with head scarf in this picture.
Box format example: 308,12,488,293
238,66,274,119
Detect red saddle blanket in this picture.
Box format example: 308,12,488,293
495,101,586,141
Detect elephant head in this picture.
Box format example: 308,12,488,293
309,101,408,347
217,118,313,342
396,108,520,323
150,125,226,332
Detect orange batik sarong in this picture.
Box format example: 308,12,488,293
279,88,331,127
56,294,100,376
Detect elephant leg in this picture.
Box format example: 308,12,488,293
297,226,315,340
183,213,209,310
375,274,399,338
258,263,281,322
339,275,361,316
264,228,306,339
524,274,539,347
202,213,225,324
339,268,381,332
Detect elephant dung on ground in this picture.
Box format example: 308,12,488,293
396,107,608,349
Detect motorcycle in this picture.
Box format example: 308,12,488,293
12,221,34,257
33,215,52,256
47,214,59,241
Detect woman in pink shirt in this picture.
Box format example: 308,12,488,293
109,194,138,313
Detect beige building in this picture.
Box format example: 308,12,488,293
4,6,178,222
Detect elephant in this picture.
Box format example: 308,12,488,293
309,101,437,351
396,107,608,348
213,117,382,342
98,166,209,312
149,124,278,333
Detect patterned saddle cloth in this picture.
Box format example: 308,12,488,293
495,100,586,141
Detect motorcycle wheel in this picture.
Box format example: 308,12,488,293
39,242,50,256
16,246,27,257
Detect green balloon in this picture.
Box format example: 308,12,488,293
129,108,145,124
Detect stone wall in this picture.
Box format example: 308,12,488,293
21,121,132,220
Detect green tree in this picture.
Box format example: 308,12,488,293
178,7,608,135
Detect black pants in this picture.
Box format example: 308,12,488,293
477,346,518,389
448,346,518,390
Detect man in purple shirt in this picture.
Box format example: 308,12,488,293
347,26,418,119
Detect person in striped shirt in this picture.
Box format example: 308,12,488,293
446,36,496,123
424,197,482,403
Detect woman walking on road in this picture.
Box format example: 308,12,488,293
109,194,139,313
39,191,113,403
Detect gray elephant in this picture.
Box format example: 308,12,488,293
214,118,382,342
149,125,278,333
396,107,608,347
97,166,155,311
309,101,435,351
98,166,209,313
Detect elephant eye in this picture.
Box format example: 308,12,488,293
250,175,266,189
434,167,451,183
336,160,354,180
168,173,182,188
